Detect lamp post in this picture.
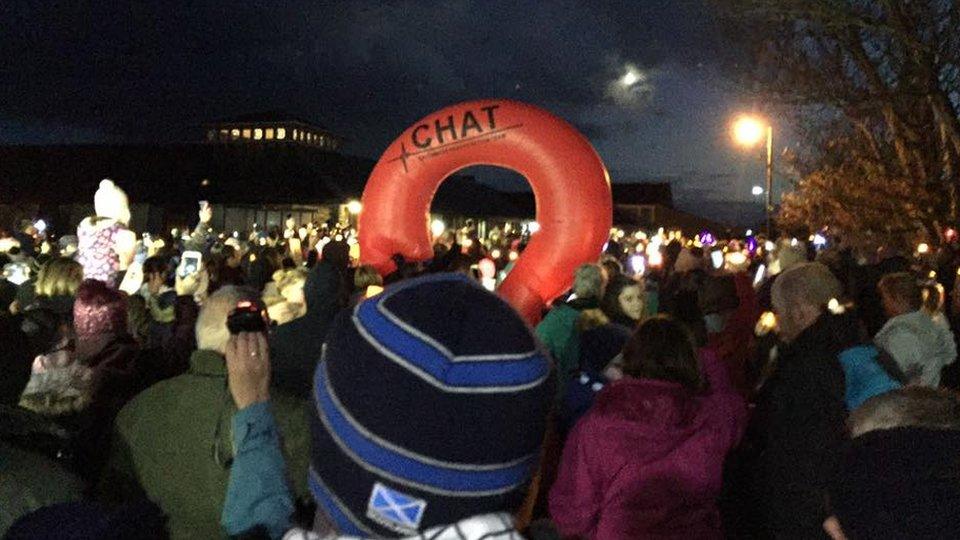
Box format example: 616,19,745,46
733,115,774,235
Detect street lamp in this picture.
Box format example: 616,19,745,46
733,115,774,235
751,185,764,196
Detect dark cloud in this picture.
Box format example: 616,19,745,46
0,0,768,224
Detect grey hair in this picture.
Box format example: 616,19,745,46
771,262,841,312
572,263,605,299
196,285,257,354
849,387,960,438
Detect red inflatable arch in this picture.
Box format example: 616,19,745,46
359,100,612,323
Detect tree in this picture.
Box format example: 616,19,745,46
715,0,960,248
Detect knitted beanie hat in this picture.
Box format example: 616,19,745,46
93,179,131,225
831,427,960,539
73,279,128,338
310,273,554,537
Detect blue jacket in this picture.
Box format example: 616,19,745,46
221,401,294,539
838,345,902,411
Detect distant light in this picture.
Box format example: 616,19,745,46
790,238,799,247
917,242,930,255
827,298,844,315
765,240,776,251
462,238,474,248
508,250,519,261
648,251,664,267
335,234,343,242
698,231,716,246
813,234,827,247
751,185,764,196
527,221,541,234
34,219,46,233
346,200,363,215
726,251,748,268
491,249,502,259
630,254,646,275
929,270,937,279
733,115,767,147
201,178,210,187
745,229,753,237
430,219,446,238
621,68,640,87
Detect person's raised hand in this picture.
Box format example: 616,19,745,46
224,331,270,409
199,205,213,225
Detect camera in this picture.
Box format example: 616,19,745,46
227,300,269,334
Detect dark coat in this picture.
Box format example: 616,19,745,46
748,314,848,538
269,261,344,398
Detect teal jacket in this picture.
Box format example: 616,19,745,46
536,299,599,399
838,345,902,410
221,402,293,539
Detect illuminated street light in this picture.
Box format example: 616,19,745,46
732,114,774,235
346,200,363,215
751,185,764,196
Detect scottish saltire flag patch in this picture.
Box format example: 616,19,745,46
366,482,427,534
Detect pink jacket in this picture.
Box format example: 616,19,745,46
549,349,747,539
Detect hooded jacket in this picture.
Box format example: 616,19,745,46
550,350,747,539
270,261,344,398
874,310,957,387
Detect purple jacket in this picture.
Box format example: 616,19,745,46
549,349,747,540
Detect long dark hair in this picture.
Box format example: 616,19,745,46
622,315,704,392
601,276,642,327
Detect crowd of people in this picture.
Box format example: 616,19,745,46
1,178,959,539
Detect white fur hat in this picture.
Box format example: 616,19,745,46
94,179,131,225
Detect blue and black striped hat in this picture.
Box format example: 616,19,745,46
309,273,554,537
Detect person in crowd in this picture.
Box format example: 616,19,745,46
699,274,756,395
599,275,645,329
559,319,630,435
265,267,309,325
350,264,384,308
19,270,94,417
823,388,960,540
658,247,706,317
76,179,137,288
829,306,905,411
748,262,848,538
756,241,807,312
875,272,957,386
0,316,84,536
537,263,608,398
550,316,747,539
269,259,346,398
102,285,311,540
219,273,553,539
137,255,177,347
210,243,245,291
247,246,283,292
184,201,215,253
20,257,83,353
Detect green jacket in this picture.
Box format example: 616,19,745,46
104,350,310,540
536,302,587,399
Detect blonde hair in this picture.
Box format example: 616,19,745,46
354,265,383,290
275,268,308,296
35,257,84,297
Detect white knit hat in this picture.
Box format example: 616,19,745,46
94,179,131,225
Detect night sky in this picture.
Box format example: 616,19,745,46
0,1,784,225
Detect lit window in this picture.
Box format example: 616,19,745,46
207,130,216,141
277,127,286,140
292,129,298,140
242,129,252,139
265,128,274,140
231,129,240,139
254,128,263,140
220,129,229,140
